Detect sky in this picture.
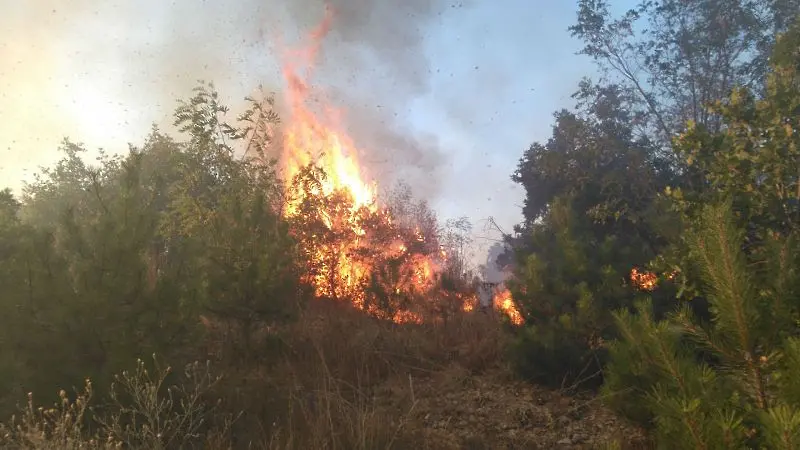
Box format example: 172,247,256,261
0,0,631,268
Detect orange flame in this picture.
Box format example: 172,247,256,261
630,267,658,291
392,310,424,325
629,267,678,292
280,8,376,217
275,8,443,323
461,295,477,312
493,288,523,326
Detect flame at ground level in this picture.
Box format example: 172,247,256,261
493,289,524,326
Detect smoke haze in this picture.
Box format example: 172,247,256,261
2,0,598,269
1,0,467,199
278,0,470,197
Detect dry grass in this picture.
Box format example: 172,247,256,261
0,300,650,449
0,357,228,449
212,299,511,449
0,299,560,449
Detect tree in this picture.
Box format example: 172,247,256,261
503,0,799,390
653,13,800,303
570,0,798,150
605,202,800,448
505,85,676,387
603,21,800,447
0,82,299,411
164,83,303,359
0,143,194,410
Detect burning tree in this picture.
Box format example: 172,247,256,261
256,8,489,324
284,163,443,323
162,5,519,327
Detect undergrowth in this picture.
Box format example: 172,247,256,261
0,302,509,449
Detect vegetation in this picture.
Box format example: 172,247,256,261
502,4,800,448
0,82,515,448
2,1,799,449
601,20,800,447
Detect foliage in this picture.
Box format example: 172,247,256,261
504,1,799,399
166,83,304,358
671,19,800,235
603,20,800,448
2,142,193,404
0,357,225,450
604,202,800,448
0,82,298,413
651,13,800,302
505,85,676,388
570,0,798,149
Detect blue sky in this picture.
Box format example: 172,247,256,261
0,0,635,266
416,1,599,243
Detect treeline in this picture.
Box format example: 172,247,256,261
503,0,800,447
0,80,484,447
2,1,800,448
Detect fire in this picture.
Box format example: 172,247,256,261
493,289,524,326
629,267,678,291
461,295,477,312
630,268,658,291
280,9,376,217
275,7,442,322
392,310,424,325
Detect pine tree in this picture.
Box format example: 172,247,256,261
506,96,676,388
604,201,800,448
603,18,800,448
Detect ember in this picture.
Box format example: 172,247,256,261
630,267,658,291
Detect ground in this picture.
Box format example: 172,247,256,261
374,364,649,449
234,303,652,449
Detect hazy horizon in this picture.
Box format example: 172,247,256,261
0,0,635,267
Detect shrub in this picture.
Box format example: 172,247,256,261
0,356,229,450
603,203,800,448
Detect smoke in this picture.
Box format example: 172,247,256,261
1,0,465,199
483,242,509,284
277,0,469,199
283,0,450,94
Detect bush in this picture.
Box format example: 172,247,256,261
0,356,228,450
603,203,800,448
509,324,607,390
602,20,800,447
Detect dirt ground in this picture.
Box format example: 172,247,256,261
374,364,650,450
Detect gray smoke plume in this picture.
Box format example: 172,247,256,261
275,0,467,199
282,0,448,95
483,242,509,284
1,0,465,199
